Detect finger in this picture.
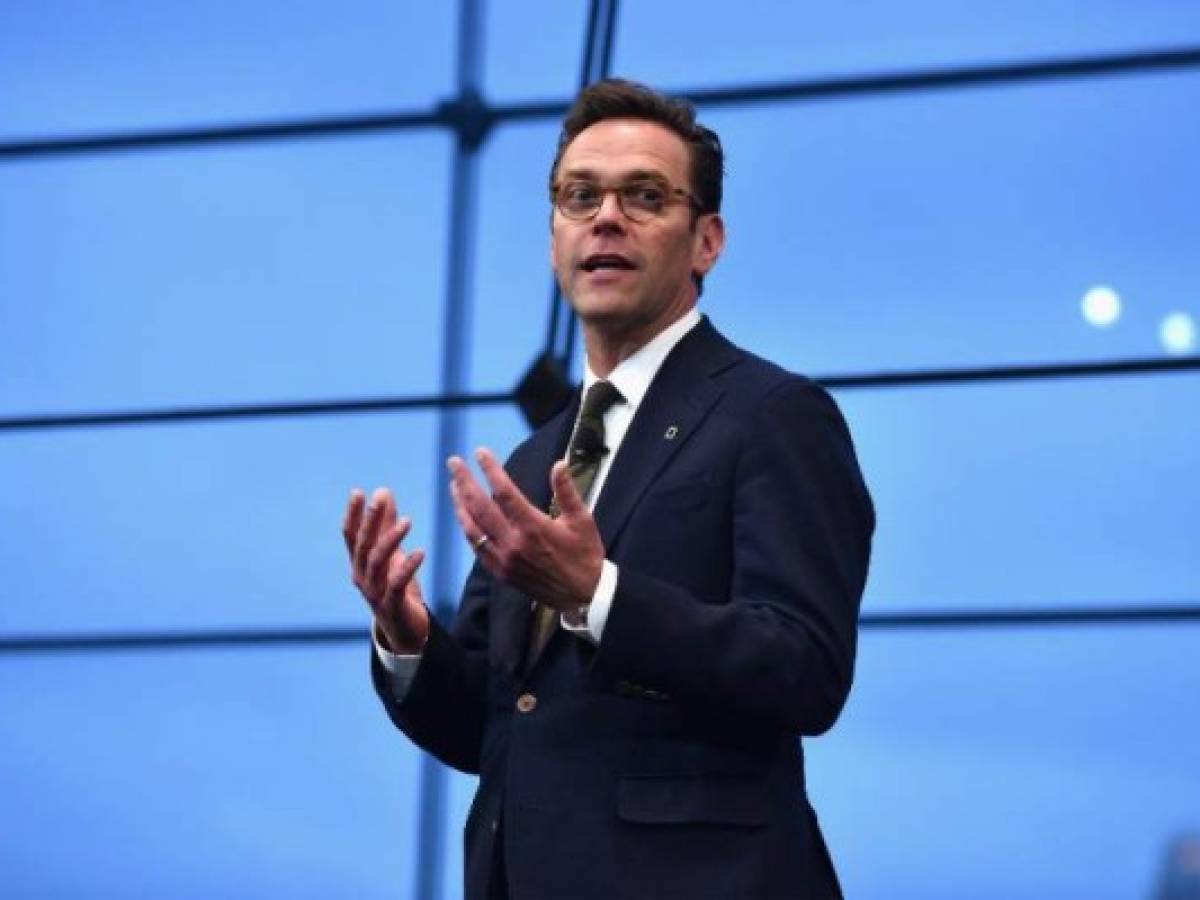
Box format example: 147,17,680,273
551,459,588,518
380,490,398,528
476,448,542,528
353,487,391,579
449,479,492,554
447,456,511,543
382,548,426,611
384,493,401,541
342,489,366,557
366,517,412,593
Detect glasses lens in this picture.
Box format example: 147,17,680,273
620,181,667,220
558,182,599,218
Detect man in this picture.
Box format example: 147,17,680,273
343,79,874,899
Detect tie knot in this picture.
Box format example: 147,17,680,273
581,379,622,421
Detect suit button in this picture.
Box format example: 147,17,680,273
516,693,537,713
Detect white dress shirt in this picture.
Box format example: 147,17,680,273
375,307,702,696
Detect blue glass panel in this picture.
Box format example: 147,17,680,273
0,647,423,897
0,134,451,415
469,122,560,392
616,1,1200,89
440,770,480,900
699,71,1200,374
484,1,587,102
0,3,455,138
463,404,534,473
808,626,1200,898
0,412,440,634
842,374,1200,611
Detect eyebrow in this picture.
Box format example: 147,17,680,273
559,167,670,183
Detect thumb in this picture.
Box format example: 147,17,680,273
551,461,587,517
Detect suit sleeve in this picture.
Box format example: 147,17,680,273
593,378,874,736
370,559,494,774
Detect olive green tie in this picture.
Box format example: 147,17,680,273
526,379,623,670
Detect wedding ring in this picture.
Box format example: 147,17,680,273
473,534,490,551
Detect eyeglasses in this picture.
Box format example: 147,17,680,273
551,177,700,223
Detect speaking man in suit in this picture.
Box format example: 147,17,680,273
343,79,874,899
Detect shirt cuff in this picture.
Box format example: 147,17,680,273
373,620,422,702
560,559,618,645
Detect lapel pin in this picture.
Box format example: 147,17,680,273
664,426,679,440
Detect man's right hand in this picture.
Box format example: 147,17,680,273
343,487,430,654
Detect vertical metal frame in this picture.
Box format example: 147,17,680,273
416,1,486,897
544,0,622,380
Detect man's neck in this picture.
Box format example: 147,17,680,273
582,301,698,378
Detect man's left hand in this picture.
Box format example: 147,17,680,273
448,448,603,612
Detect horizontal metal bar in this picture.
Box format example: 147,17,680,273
818,355,1200,390
2,354,1195,435
3,604,1197,655
0,627,368,654
682,45,1200,109
3,46,1198,160
861,604,1200,629
0,391,515,433
0,109,447,160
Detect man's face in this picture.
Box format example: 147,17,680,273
550,119,724,341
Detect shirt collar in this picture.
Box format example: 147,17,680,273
582,307,702,411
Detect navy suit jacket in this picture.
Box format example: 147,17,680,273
372,317,874,899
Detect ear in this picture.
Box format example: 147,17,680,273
691,213,726,280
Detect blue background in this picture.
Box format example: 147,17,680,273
2,3,1198,898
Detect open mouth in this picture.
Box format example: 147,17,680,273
580,253,636,273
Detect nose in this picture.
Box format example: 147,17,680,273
591,189,627,233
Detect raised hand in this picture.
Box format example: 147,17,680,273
343,487,430,653
447,449,604,612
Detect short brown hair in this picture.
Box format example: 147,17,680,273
549,78,724,217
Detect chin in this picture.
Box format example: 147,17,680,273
570,290,635,323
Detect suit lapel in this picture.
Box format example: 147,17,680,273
593,318,741,551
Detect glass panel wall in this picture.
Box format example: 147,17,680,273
0,647,423,898
809,626,1200,899
843,375,1200,611
0,2,456,137
0,135,452,414
617,2,1200,88
697,72,1200,375
0,412,439,633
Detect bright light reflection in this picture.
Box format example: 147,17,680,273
1160,312,1197,356
1081,285,1121,327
